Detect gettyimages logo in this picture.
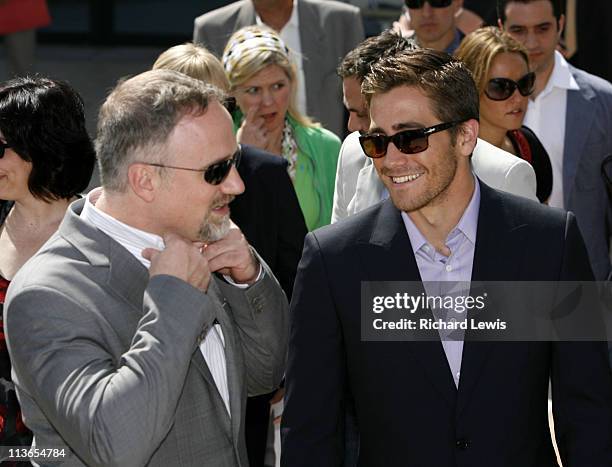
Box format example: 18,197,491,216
361,281,611,342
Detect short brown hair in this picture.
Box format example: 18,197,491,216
337,29,416,82
362,48,479,141
455,26,529,95
96,69,225,192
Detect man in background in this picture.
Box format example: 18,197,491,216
194,0,364,137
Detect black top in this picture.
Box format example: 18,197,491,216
507,126,553,203
0,200,32,462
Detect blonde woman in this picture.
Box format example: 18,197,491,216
455,27,552,203
222,26,341,231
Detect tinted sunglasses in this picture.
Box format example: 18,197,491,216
142,146,242,185
484,72,536,101
0,142,10,158
405,0,453,8
359,121,464,158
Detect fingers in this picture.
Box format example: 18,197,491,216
237,104,268,149
147,233,212,292
203,225,259,284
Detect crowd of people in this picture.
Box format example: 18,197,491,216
0,0,610,466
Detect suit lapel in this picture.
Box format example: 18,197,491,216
563,69,596,207
358,200,458,407
200,278,243,441
298,0,326,115
457,182,527,415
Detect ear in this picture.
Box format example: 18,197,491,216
557,13,565,37
127,163,158,203
497,18,504,30
456,119,479,158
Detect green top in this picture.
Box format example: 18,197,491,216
233,112,341,231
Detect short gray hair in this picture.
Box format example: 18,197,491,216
96,69,225,192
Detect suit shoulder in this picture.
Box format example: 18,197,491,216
490,185,567,227
571,66,612,98
310,202,382,250
474,138,527,170
240,145,288,172
304,0,360,15
194,1,245,27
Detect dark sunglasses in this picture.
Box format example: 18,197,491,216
142,146,242,185
223,96,237,114
405,0,453,9
0,142,10,158
484,72,536,101
359,121,464,158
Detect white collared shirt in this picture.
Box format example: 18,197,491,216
256,0,307,116
80,188,231,416
523,51,580,208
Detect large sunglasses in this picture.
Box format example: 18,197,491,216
405,0,453,9
141,146,242,185
359,121,465,159
484,72,536,101
0,142,10,158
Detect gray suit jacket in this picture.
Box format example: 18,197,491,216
332,132,538,222
193,0,364,137
4,199,288,467
564,66,612,280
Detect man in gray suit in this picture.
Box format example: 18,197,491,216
4,69,288,466
500,0,612,281
193,0,364,137
333,30,538,223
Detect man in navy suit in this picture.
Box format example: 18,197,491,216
281,48,612,466
499,0,612,281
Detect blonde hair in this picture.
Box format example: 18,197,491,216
153,43,230,92
222,25,317,128
454,26,530,95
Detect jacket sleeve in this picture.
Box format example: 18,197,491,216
281,232,345,467
273,162,307,300
552,212,612,466
5,275,212,467
216,255,289,396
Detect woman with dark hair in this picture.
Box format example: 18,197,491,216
0,76,95,457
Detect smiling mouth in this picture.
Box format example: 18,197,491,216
391,173,424,184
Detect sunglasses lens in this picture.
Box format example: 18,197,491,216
405,0,451,7
486,78,515,101
517,72,536,96
360,135,388,158
395,131,429,154
204,149,241,185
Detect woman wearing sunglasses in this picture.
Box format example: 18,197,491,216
0,77,95,460
455,26,552,203
222,25,341,231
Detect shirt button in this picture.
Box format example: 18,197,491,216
445,265,452,272
455,438,470,450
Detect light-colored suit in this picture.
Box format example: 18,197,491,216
563,66,612,280
332,132,538,222
193,0,364,137
4,199,288,467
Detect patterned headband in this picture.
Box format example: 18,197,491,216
222,29,291,74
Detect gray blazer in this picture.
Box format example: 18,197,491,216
193,0,364,137
4,199,288,467
332,132,538,223
564,66,612,280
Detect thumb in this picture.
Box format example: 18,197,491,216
141,248,160,261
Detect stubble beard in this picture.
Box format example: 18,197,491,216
198,195,234,242
388,147,458,213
